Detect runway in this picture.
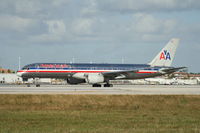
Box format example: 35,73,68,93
0,84,200,95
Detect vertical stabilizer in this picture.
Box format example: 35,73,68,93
149,38,180,67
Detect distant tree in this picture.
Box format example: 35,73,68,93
2,70,5,73
7,69,11,73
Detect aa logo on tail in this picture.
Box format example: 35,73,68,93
160,50,171,60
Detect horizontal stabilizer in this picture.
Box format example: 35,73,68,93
161,67,187,74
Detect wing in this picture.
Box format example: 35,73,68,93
102,67,186,80
102,70,139,80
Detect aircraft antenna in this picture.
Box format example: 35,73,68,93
18,56,21,70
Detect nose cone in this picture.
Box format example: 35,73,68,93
16,71,23,77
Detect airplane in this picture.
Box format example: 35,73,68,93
17,38,186,87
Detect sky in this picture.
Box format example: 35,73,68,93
0,0,200,72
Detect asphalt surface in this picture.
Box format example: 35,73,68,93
0,84,200,95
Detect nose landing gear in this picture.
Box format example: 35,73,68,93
34,78,41,87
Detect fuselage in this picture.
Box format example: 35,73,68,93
17,63,169,79
16,38,182,86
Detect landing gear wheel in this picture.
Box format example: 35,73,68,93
104,84,113,87
34,78,41,87
36,84,40,87
92,84,101,87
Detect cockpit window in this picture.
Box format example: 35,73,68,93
22,64,36,70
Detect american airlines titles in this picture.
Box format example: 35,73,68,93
39,64,70,68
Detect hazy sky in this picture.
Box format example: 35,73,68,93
0,0,200,72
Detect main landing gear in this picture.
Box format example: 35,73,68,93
104,83,113,87
36,84,40,87
92,83,113,87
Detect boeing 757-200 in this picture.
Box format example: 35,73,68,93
17,38,185,87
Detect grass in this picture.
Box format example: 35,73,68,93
0,95,200,133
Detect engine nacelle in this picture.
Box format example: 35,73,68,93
85,73,104,84
72,73,85,79
66,77,85,84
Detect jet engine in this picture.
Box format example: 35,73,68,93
66,77,85,84
85,73,104,84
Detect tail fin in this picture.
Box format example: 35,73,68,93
149,38,180,67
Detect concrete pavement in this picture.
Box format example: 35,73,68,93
0,84,200,95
